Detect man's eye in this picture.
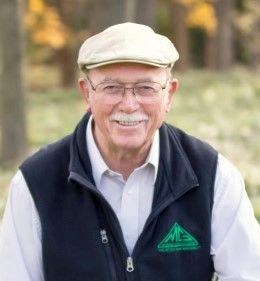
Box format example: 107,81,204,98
141,86,153,90
103,85,121,91
136,85,155,92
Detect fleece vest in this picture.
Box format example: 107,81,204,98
20,113,218,281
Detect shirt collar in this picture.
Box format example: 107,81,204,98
86,115,108,188
144,129,159,182
86,115,159,187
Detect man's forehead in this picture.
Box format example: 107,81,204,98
88,63,168,77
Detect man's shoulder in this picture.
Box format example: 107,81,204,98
162,122,217,154
20,134,72,171
161,122,218,178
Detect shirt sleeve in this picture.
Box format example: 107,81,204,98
0,170,44,281
211,154,260,281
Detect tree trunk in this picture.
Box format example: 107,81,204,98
55,47,77,88
125,0,137,22
0,0,27,165
170,1,189,71
50,0,82,88
204,34,217,69
250,14,260,70
125,0,156,27
135,0,156,27
214,0,235,71
88,0,125,33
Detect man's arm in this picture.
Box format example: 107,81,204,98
211,154,260,280
0,170,44,281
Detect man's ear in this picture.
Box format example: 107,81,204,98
78,78,91,112
165,78,178,112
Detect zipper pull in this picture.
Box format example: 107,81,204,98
126,257,134,272
100,229,109,244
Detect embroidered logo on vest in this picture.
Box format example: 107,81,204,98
157,223,200,252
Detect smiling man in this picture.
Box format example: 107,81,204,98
78,63,177,179
1,22,260,281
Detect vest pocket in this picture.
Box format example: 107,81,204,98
100,229,118,281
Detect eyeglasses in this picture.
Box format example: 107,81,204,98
85,76,169,104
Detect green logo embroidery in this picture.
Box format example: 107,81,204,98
157,223,200,252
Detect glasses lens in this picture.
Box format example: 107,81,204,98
134,82,161,103
99,83,123,94
96,83,124,104
95,81,163,104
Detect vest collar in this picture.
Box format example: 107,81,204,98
69,113,96,187
157,123,199,199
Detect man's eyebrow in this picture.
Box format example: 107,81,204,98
101,77,154,83
101,77,120,83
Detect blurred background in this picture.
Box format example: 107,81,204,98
0,0,259,221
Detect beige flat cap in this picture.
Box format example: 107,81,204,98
78,22,179,71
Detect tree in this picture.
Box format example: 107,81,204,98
214,0,235,71
26,0,126,87
125,0,137,22
185,0,217,69
164,0,217,70
88,0,125,33
26,0,77,87
136,0,157,27
169,0,189,71
125,0,157,27
234,0,260,70
0,0,27,165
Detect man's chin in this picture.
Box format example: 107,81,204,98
112,138,146,152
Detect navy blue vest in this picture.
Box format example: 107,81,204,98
20,113,218,281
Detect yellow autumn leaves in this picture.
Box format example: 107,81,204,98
26,0,218,49
178,0,217,35
26,0,70,49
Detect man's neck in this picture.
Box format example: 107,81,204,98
94,139,152,180
88,116,156,180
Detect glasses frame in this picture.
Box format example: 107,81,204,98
85,75,170,104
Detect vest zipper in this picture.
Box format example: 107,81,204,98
126,257,134,272
130,196,174,260
69,172,130,254
70,172,136,280
101,229,109,243
101,229,135,280
100,228,118,281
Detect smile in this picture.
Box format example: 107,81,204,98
117,121,142,126
109,113,149,126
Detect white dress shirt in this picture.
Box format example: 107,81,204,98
1,119,260,280
87,117,159,254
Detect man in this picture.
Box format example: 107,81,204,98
0,22,260,281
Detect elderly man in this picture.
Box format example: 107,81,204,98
0,22,260,281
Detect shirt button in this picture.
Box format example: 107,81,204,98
107,171,114,176
127,190,133,195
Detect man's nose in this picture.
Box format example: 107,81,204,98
118,88,140,111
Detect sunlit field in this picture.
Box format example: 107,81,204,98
0,66,260,220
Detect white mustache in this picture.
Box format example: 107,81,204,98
109,113,149,122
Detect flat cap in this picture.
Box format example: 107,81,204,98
78,22,179,71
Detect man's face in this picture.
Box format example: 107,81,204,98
79,63,178,154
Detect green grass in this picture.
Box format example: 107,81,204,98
1,66,260,220
170,68,260,197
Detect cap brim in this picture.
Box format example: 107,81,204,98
82,59,173,71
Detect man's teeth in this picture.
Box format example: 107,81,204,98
117,121,141,126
